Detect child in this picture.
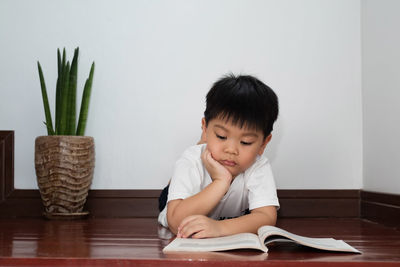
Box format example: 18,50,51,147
158,74,279,239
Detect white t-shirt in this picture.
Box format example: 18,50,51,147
158,144,279,227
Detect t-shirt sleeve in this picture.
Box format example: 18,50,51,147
245,157,280,210
167,157,202,202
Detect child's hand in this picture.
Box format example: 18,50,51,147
201,148,232,185
177,215,223,238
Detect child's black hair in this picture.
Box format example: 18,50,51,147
204,74,279,138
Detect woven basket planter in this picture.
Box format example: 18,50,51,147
35,136,95,219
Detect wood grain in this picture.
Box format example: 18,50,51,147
0,130,14,201
0,217,399,266
361,191,400,230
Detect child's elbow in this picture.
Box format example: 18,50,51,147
167,213,179,235
166,200,182,235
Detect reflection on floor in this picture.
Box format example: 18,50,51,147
0,218,399,266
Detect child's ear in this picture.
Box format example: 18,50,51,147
258,134,272,155
198,118,207,144
201,117,206,132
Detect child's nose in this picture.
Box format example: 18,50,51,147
224,141,239,155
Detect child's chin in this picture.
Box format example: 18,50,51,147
226,167,240,178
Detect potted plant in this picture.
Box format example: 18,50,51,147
35,47,95,219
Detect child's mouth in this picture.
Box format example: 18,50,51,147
220,160,237,167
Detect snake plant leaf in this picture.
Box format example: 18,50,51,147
66,47,79,135
57,49,61,76
56,50,61,130
56,48,66,134
62,48,66,66
76,62,95,136
37,62,55,135
39,47,94,136
59,61,70,135
43,122,55,135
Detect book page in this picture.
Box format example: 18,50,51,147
257,226,360,253
163,232,267,252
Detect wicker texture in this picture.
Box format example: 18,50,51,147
35,136,95,214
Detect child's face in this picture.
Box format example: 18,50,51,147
202,117,271,178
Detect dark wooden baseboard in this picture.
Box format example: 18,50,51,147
277,189,360,218
0,188,361,218
86,189,361,218
361,191,400,230
0,131,14,202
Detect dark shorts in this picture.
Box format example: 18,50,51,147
158,185,169,211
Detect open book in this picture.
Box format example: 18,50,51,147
163,225,361,253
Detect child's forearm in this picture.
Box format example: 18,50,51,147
218,206,277,236
167,180,229,233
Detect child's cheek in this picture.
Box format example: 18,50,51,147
205,144,218,161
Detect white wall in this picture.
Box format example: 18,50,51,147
362,0,400,194
0,0,363,190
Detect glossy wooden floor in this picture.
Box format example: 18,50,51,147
0,218,399,266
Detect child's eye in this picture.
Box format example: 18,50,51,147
216,134,227,140
241,141,253,146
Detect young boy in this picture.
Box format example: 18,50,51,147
158,74,279,239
